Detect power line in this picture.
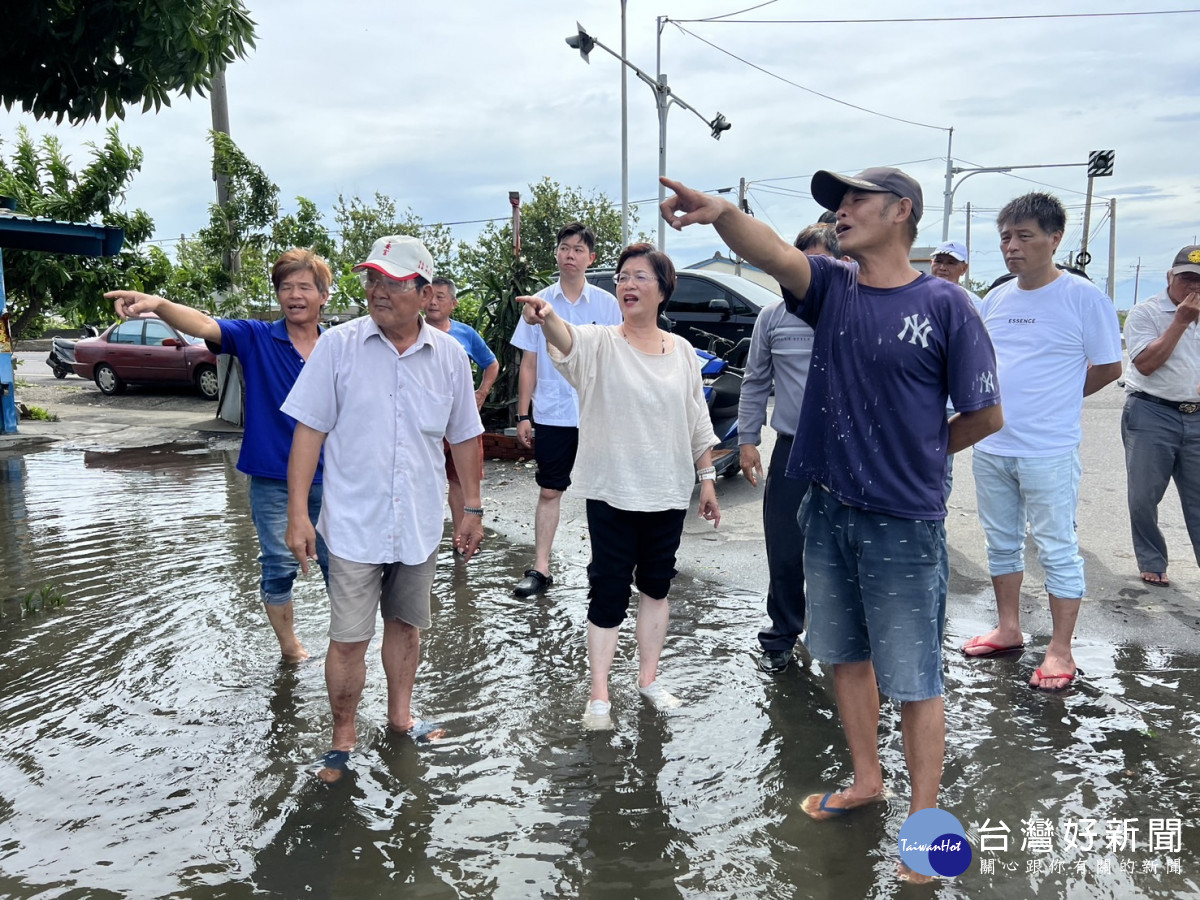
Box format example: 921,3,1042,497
668,21,950,132
679,9,1200,25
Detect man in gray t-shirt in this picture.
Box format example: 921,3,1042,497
737,223,834,674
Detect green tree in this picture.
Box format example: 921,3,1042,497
0,126,164,337
169,131,282,314
0,0,256,124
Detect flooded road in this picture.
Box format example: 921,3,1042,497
1,445,1198,898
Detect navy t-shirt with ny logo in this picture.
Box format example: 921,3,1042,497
782,254,1000,520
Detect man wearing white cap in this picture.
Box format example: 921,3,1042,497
930,241,983,306
283,235,484,782
1121,244,1200,587
660,167,1002,856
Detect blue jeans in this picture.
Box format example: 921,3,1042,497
972,448,1084,599
249,476,328,605
799,485,946,702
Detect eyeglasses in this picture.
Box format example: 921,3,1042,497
613,272,655,286
360,270,418,294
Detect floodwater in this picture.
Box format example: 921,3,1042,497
1,445,1198,899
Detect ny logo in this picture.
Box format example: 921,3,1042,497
979,371,995,393
383,242,393,255
897,314,933,348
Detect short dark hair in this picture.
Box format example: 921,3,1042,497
556,221,596,253
272,248,332,295
817,210,837,225
616,242,676,311
794,224,840,257
431,276,456,299
996,192,1066,236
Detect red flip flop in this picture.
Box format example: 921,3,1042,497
1031,667,1079,692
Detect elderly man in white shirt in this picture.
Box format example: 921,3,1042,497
284,235,484,783
1121,244,1200,587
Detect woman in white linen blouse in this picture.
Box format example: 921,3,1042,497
517,242,720,730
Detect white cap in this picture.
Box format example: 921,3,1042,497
932,241,968,263
352,235,434,282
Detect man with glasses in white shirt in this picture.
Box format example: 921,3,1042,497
284,235,484,783
510,222,621,597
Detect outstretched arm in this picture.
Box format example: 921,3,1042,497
104,290,223,345
516,296,574,356
660,176,813,299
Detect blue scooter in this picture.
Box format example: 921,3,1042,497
691,328,748,479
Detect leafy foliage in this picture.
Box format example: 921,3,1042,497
0,126,164,337
0,0,256,124
471,256,553,426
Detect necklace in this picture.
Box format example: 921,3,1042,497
619,325,666,354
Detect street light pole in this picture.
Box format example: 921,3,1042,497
619,1,628,247
566,21,730,251
942,162,1086,241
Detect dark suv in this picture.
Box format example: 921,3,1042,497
585,268,776,350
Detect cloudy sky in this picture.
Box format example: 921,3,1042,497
3,0,1198,306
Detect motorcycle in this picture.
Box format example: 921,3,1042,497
45,325,98,379
691,328,748,479
47,336,77,379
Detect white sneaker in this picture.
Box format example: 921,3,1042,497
582,699,613,731
638,680,682,710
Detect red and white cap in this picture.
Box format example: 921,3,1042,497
353,235,435,282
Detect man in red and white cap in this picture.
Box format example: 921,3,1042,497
284,235,484,782
1121,243,1200,587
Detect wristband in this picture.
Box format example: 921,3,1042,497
697,465,716,477
516,415,532,423
699,472,717,482
463,506,484,516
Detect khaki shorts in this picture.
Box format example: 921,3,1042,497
326,550,438,642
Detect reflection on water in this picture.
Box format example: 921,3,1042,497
1,446,1198,898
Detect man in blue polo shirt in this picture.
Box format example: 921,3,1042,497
425,276,499,539
105,248,331,663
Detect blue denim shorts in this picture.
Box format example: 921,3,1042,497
249,476,328,605
799,485,946,702
972,448,1084,599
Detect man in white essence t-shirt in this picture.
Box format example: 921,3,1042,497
962,192,1123,692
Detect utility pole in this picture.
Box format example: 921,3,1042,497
1078,150,1115,275
1133,257,1141,305
965,201,972,262
734,177,747,277
1107,197,1117,301
209,65,239,279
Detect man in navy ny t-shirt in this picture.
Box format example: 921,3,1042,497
661,168,1002,859
106,249,330,664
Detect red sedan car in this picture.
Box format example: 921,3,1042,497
71,315,221,400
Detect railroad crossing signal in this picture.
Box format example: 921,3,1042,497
1088,150,1115,178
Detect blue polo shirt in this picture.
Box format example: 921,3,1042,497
213,318,323,483
447,319,496,369
783,255,999,520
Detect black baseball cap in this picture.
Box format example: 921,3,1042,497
810,167,924,223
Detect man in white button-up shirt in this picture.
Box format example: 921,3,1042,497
284,235,483,782
510,222,620,598
1121,244,1200,587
